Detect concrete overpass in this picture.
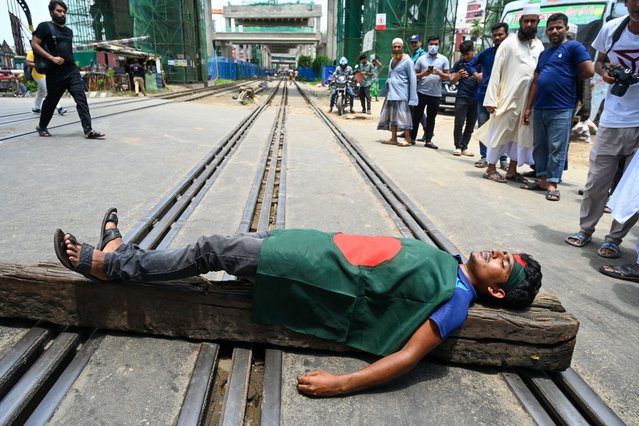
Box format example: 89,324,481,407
211,1,325,68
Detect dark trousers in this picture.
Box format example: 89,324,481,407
40,67,92,133
453,97,477,150
411,93,440,142
359,86,371,111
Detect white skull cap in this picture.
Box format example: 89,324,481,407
521,3,540,15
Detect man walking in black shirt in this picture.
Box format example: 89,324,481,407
31,1,104,139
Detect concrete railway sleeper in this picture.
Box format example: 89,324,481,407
0,79,626,424
0,80,253,143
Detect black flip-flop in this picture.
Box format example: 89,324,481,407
521,181,546,191
53,229,96,280
97,207,121,251
599,264,639,282
36,126,51,137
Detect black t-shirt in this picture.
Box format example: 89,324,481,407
32,21,76,75
130,63,145,78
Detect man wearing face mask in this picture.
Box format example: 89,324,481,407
473,4,543,183
31,1,104,139
411,35,449,148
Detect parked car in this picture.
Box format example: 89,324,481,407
439,80,457,111
0,70,20,96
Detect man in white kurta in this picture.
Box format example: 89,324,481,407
474,5,544,183
599,152,639,282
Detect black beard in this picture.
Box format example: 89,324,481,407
52,15,66,25
518,27,537,41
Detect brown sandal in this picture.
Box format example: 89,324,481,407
482,171,507,183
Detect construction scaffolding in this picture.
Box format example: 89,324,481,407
64,0,208,83
336,0,458,82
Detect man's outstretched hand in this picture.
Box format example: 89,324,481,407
297,370,345,397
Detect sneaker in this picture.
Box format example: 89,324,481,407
500,160,509,171
361,109,366,113
452,148,462,156
366,110,371,115
461,149,474,157
474,158,488,168
32,108,41,113
57,107,67,115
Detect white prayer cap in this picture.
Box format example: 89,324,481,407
392,38,404,46
521,3,540,15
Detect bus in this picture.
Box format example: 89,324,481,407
501,0,630,123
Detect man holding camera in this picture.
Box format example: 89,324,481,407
565,0,639,259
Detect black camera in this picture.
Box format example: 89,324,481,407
605,65,638,97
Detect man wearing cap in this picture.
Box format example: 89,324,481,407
409,34,426,62
411,35,450,148
473,3,544,183
55,210,542,397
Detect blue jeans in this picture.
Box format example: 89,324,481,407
104,232,269,282
476,103,506,162
532,108,572,183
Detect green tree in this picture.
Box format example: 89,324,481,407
470,19,484,41
298,55,312,68
311,55,333,74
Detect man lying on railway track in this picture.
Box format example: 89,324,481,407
54,208,542,397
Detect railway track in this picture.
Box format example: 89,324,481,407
0,80,251,143
0,79,627,425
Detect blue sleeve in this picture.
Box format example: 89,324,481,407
429,285,472,339
572,42,592,66
467,53,480,68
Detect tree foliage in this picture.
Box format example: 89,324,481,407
311,55,333,74
298,55,312,68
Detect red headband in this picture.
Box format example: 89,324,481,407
513,254,527,267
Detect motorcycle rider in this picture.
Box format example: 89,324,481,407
329,57,356,113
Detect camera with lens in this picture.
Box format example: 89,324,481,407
604,65,638,97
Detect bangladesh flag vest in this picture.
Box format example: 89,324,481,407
253,229,459,356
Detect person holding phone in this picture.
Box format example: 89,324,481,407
450,40,481,157
412,35,449,148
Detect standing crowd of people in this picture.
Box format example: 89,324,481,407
372,1,638,280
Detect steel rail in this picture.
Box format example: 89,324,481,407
0,80,282,424
294,82,625,426
0,81,254,143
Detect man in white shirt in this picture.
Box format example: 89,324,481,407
565,1,639,259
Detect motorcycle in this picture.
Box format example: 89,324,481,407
330,74,356,116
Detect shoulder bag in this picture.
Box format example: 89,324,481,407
35,22,59,75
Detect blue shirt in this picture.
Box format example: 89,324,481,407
429,267,477,339
534,40,591,109
467,46,496,104
451,59,479,99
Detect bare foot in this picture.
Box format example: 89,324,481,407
64,234,109,281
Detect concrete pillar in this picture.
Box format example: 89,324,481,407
326,0,337,60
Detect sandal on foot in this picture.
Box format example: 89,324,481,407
521,181,546,191
382,139,399,145
597,241,622,259
85,130,105,139
506,173,529,184
599,263,639,282
546,189,560,201
53,229,96,280
97,207,122,251
565,231,592,247
36,126,51,137
482,171,506,183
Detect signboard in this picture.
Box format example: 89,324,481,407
504,3,606,28
363,30,375,52
375,13,386,31
212,8,223,14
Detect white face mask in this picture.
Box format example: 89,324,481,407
428,45,439,55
